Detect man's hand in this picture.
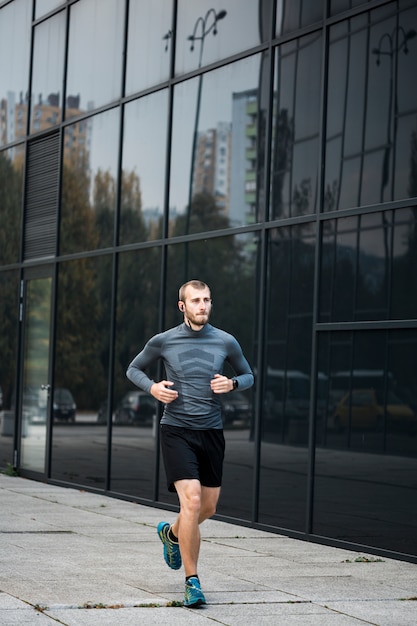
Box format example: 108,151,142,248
210,373,234,394
150,381,179,404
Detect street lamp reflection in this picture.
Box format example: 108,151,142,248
372,26,416,202
183,9,227,279
371,25,415,315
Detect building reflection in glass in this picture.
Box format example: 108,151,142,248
325,6,417,210
314,329,417,554
258,224,315,531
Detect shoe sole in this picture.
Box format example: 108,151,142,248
184,598,206,608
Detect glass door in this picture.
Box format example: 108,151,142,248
19,274,53,474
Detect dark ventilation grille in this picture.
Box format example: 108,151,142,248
24,133,59,260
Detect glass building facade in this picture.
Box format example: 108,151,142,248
1,0,416,563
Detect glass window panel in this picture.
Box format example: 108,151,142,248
0,0,31,147
324,138,342,212
320,207,417,322
125,0,172,95
325,3,417,211
392,208,417,320
329,1,374,17
271,34,322,219
338,157,360,209
0,270,19,467
356,212,391,320
315,329,417,556
176,1,265,76
111,247,162,499
120,92,168,244
51,256,113,487
60,108,120,254
169,54,264,241
343,29,367,157
161,235,257,519
0,146,24,264
66,0,124,119
35,0,64,19
394,114,416,201
259,225,315,530
276,0,323,37
321,216,357,322
291,138,319,216
30,12,66,133
326,37,347,141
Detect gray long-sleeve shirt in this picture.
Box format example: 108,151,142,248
126,322,254,429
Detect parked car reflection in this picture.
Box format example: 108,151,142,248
23,387,76,424
53,388,77,423
220,391,251,427
115,391,157,425
331,388,416,433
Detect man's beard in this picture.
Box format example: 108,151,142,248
187,311,210,327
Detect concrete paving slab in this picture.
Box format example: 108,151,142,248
1,475,416,626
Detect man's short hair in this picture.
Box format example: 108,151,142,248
178,280,210,302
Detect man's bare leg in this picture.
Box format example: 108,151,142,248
171,480,220,577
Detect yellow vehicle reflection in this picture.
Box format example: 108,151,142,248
332,388,417,433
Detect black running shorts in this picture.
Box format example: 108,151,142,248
160,424,225,493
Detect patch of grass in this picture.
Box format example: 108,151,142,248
1,463,18,476
342,556,384,563
82,602,126,609
80,600,184,610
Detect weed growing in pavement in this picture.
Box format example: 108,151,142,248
1,463,18,476
342,555,384,563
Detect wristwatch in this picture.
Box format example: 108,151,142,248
232,378,238,390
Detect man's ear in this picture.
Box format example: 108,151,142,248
178,302,185,312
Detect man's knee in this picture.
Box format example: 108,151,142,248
176,480,202,513
200,487,220,520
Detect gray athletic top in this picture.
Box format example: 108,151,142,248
126,323,254,429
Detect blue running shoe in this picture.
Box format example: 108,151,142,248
157,521,182,570
184,576,206,608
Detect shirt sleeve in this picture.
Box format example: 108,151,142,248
126,335,162,394
226,336,254,390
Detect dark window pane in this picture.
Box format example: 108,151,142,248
176,1,266,76
259,225,316,531
315,330,417,556
0,0,31,147
325,3,417,211
162,235,257,520
170,54,264,237
391,208,417,319
60,109,120,254
0,270,19,466
329,1,374,17
30,13,65,133
320,208,417,322
276,0,323,36
52,256,113,488
66,0,124,119
120,92,168,244
271,34,322,219
0,147,24,264
125,0,172,95
111,248,162,499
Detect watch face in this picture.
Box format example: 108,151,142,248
233,379,238,389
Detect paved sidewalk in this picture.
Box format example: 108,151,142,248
0,475,416,625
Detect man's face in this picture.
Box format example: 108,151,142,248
180,285,212,329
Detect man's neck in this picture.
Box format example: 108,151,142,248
185,318,206,332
